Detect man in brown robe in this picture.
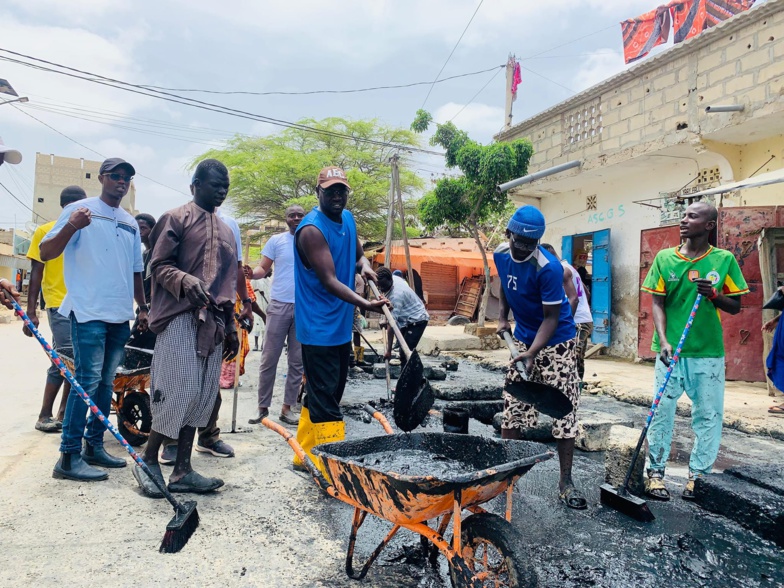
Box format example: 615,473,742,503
133,159,240,497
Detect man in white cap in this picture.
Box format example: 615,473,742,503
0,137,23,166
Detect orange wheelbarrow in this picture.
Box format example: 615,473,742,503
263,405,553,587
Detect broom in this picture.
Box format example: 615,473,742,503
11,299,199,553
599,294,702,522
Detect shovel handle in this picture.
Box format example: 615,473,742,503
500,330,529,379
368,281,412,360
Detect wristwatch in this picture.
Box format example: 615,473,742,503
137,303,150,313
242,297,252,305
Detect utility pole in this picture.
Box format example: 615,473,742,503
390,154,415,290
504,54,516,130
383,167,395,268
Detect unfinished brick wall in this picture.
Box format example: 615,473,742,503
499,1,784,174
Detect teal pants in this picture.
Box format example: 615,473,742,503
647,356,725,476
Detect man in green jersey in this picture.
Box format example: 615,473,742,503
641,201,747,500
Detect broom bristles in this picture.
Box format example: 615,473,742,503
159,501,200,554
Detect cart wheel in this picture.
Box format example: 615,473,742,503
449,513,536,588
117,391,152,446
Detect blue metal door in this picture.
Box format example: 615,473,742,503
561,235,573,267
591,229,612,346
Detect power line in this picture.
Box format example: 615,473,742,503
0,49,444,157
142,65,504,96
449,66,504,122
420,0,486,109
519,64,576,94
12,104,189,196
521,24,618,60
0,179,42,220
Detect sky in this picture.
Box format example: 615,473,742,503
0,0,676,229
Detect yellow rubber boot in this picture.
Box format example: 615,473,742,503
312,420,346,480
293,406,315,471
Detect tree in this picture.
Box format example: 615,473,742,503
195,117,425,240
412,111,534,326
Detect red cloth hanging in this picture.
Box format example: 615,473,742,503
621,5,672,64
511,61,522,102
671,0,755,43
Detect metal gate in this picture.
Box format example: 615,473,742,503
637,226,681,359
420,262,458,311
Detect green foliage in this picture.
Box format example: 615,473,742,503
412,112,534,235
194,117,424,240
410,109,433,133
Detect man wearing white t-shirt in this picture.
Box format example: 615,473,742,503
543,244,593,381
248,205,305,425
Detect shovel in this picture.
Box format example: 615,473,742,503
500,330,574,420
368,281,434,431
600,294,702,522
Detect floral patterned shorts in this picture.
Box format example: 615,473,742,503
502,337,581,439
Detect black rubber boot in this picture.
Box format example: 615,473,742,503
53,453,109,481
82,443,127,468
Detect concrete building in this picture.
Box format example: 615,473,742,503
497,0,784,382
32,154,137,224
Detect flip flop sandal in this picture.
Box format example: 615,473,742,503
768,405,784,417
644,477,671,501
132,463,166,499
168,470,224,494
682,478,697,501
559,485,588,510
35,418,61,433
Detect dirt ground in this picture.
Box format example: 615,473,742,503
1,316,783,587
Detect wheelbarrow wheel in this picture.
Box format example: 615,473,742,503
449,513,536,588
117,391,152,446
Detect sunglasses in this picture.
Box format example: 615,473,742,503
107,173,133,182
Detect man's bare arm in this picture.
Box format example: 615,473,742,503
251,256,274,280
562,264,578,316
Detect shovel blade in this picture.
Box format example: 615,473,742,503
393,351,434,432
599,483,655,522
505,379,573,420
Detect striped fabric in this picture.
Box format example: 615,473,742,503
150,312,223,439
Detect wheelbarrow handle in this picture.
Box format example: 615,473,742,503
261,417,334,494
367,281,412,360
499,330,530,380
361,404,394,434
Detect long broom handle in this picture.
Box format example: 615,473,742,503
620,294,702,494
11,300,184,511
367,281,412,359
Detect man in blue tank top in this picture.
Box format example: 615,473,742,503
495,205,586,510
293,166,388,477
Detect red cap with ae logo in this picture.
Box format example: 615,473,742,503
317,166,350,189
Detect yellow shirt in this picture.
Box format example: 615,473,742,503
27,221,67,309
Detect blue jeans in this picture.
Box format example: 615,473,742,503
59,317,129,454
647,356,726,476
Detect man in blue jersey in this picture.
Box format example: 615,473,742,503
292,166,388,477
495,206,585,510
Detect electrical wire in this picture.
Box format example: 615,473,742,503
420,0,486,109
0,179,43,220
518,64,576,94
449,66,504,122
142,65,503,96
0,49,444,157
12,105,189,196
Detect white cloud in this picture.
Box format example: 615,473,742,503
572,49,626,92
434,102,505,143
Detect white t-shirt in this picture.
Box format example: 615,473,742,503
216,209,243,262
261,231,295,303
562,261,592,324
45,197,143,323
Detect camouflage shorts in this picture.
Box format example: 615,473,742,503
502,337,581,439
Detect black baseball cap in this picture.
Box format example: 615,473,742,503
99,157,136,176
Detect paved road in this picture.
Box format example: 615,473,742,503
1,318,782,587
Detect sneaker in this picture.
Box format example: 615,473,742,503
35,417,60,433
195,439,235,458
248,408,269,424
160,444,177,465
